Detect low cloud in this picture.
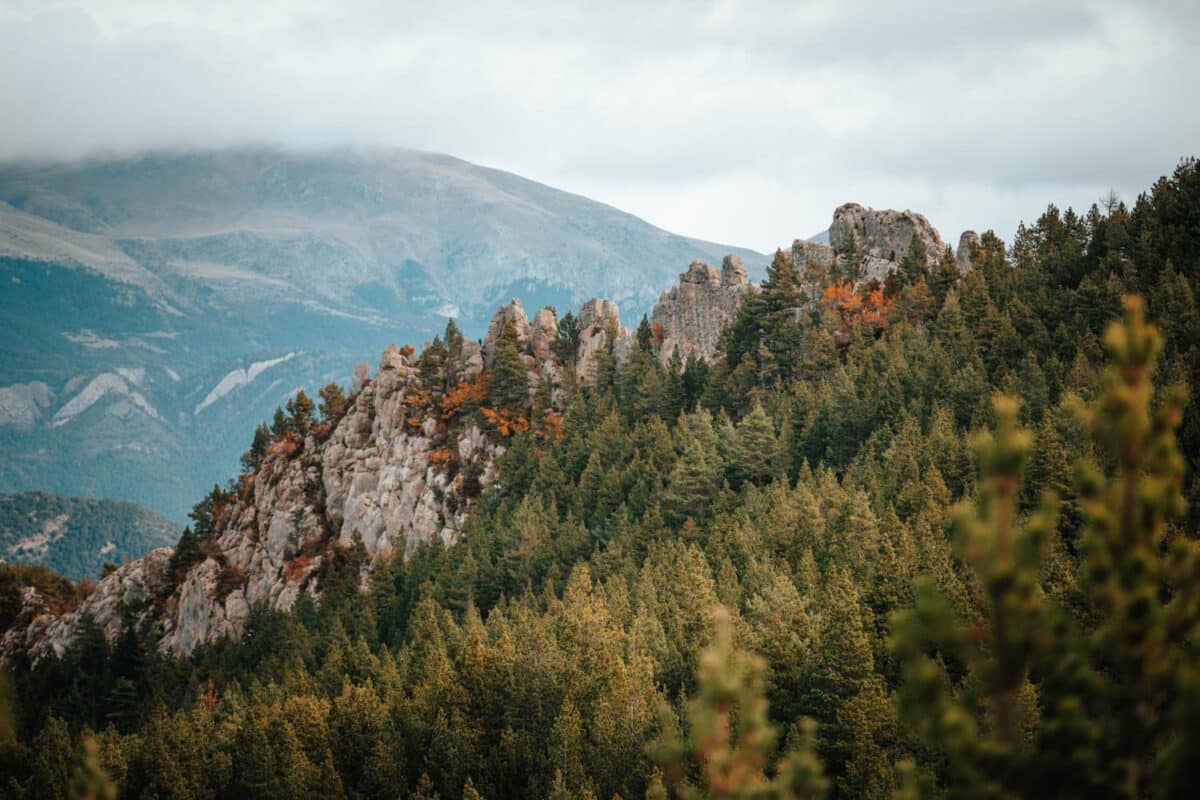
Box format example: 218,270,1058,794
1,1,1195,251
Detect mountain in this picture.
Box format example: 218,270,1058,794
0,491,180,580
3,158,1199,799
0,148,765,521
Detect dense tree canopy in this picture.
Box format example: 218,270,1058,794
2,159,1200,799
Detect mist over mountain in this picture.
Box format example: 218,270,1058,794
0,148,764,521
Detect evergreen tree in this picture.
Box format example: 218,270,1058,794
491,322,531,412
288,390,316,433
899,233,929,287
270,406,289,437
168,527,202,578
931,246,961,310
649,608,827,800
892,394,1055,798
318,383,348,421
241,422,272,473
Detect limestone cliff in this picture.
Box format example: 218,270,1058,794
4,293,640,663
3,343,504,661
793,204,977,284
649,256,758,367
480,297,634,382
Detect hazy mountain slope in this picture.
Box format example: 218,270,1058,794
0,148,765,522
0,491,180,580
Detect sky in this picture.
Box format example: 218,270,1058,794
1,1,1197,253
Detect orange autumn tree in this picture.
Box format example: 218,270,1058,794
441,373,489,421
538,409,564,444
820,280,892,335
481,407,530,436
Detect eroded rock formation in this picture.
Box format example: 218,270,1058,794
576,298,634,377
829,202,945,281
5,292,645,662
957,230,982,271
649,256,758,367
4,344,501,661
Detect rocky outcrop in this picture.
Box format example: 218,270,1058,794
4,343,503,662
481,299,633,384
530,307,558,362
957,231,981,271
649,256,759,366
482,299,531,365
319,354,500,558
3,548,175,662
829,203,945,282
576,299,633,377
791,240,834,272
4,288,654,663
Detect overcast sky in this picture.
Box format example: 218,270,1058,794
1,1,1197,252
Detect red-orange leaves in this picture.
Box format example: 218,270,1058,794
821,279,893,335
481,407,530,436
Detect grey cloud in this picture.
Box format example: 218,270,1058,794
0,1,1196,251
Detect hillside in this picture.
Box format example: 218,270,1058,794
0,492,180,580
1,158,1197,799
0,148,765,522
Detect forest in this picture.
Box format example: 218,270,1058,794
1,158,1199,799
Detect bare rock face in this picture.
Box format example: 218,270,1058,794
721,254,748,286
482,299,531,365
3,548,174,662
320,368,501,560
460,339,484,378
957,230,981,271
7,340,503,662
576,298,633,377
529,307,559,362
1,292,650,664
829,203,945,281
649,256,758,367
791,239,834,271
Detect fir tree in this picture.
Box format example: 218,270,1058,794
491,322,531,412
649,607,827,800
899,233,929,287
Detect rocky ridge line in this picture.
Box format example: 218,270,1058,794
3,199,974,663
792,202,976,283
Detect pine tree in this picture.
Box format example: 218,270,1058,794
288,389,316,433
892,395,1055,798
29,715,73,800
931,246,961,309
899,233,929,287
270,406,289,437
637,315,654,353
1051,295,1197,797
240,422,272,473
491,322,531,412
555,312,580,362
663,440,720,527
70,735,117,800
167,527,201,579
649,607,827,799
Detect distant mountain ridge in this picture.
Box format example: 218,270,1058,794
0,148,765,521
0,491,180,580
